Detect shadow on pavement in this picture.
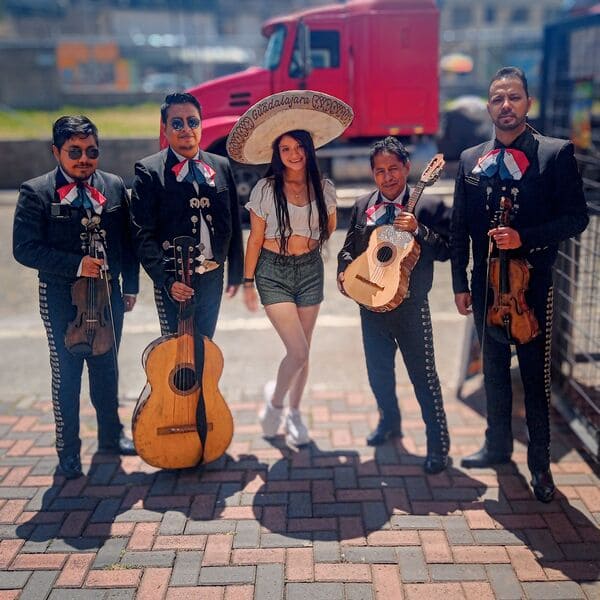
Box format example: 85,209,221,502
12,436,600,586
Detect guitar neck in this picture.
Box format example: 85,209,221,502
405,181,426,214
177,300,194,332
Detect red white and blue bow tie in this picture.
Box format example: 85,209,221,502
56,182,106,212
172,158,216,187
365,200,403,226
472,148,530,180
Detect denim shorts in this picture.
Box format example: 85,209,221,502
255,247,324,306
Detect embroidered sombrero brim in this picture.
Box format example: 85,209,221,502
226,90,354,165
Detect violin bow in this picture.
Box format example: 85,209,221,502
90,223,120,374
480,185,499,361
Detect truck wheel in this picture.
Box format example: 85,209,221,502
231,163,265,206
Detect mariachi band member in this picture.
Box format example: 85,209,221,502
13,115,139,479
337,136,451,474
451,67,589,502
130,92,243,354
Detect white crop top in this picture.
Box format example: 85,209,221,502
245,178,337,240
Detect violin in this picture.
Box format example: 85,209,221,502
486,196,540,345
132,236,233,469
65,216,114,357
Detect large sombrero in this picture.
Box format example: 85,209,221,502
226,90,354,165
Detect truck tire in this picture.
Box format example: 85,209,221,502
207,139,266,225
231,162,265,205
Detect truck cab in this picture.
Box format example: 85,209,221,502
167,0,440,199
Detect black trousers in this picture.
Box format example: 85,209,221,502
39,279,125,459
153,266,224,373
471,275,553,472
359,296,450,455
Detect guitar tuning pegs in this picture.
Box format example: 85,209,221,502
80,232,87,240
162,240,173,251
81,217,89,226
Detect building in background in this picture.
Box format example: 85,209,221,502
0,0,591,110
438,0,564,101
0,0,329,108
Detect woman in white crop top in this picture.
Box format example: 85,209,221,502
242,129,337,446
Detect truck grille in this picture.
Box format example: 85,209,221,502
229,92,251,108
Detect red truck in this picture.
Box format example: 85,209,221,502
167,0,440,200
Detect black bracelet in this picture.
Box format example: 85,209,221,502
243,277,255,284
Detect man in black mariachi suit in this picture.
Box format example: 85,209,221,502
130,92,243,361
337,137,451,474
451,67,589,502
13,115,140,479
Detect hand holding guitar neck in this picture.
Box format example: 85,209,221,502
393,212,418,233
170,281,194,302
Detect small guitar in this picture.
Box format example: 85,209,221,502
132,236,233,469
342,154,445,312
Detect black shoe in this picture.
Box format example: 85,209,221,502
59,454,82,479
366,421,402,446
531,470,555,503
461,445,511,468
98,433,137,456
424,453,450,475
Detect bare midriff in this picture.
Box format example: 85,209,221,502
262,234,319,256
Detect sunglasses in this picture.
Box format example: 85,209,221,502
170,117,201,131
63,147,100,160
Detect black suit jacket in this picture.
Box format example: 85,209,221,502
130,147,243,289
338,188,450,300
13,168,140,294
450,129,589,294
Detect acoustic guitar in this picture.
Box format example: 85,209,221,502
132,236,233,469
342,154,445,312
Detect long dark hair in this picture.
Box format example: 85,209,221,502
265,129,329,254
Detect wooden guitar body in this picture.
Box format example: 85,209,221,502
342,225,421,312
133,333,233,469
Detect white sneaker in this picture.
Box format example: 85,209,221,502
259,381,283,438
285,409,310,446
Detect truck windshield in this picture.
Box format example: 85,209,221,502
263,25,286,70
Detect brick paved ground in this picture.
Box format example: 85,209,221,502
0,378,599,600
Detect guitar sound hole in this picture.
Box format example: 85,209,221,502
172,367,197,393
376,245,394,263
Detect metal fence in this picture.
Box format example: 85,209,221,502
542,13,600,460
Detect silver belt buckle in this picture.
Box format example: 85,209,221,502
195,259,219,274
